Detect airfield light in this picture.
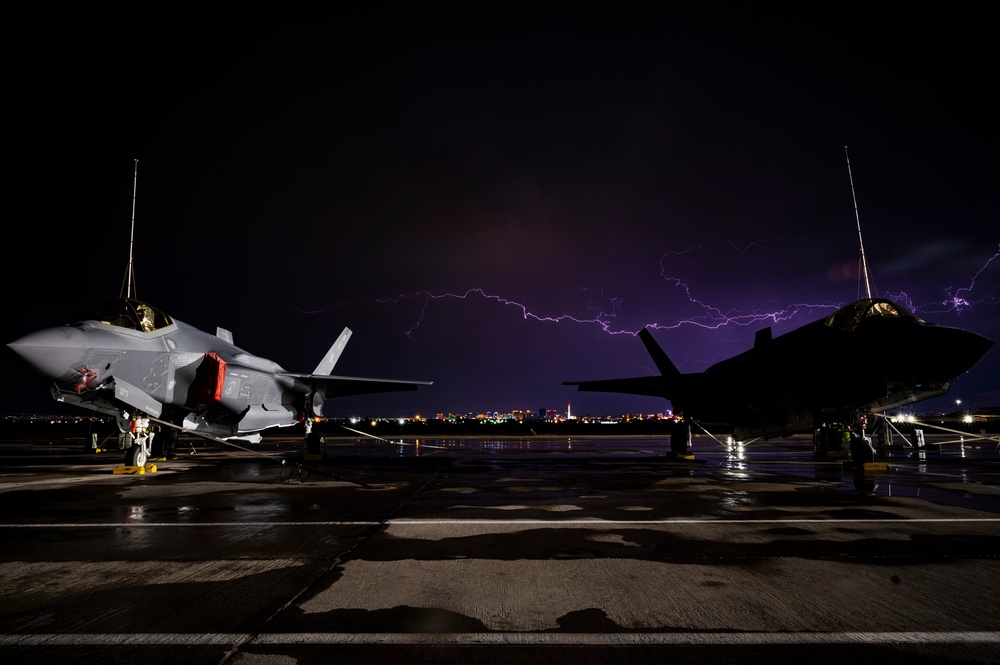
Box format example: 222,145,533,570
963,414,974,423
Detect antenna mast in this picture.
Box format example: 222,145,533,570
844,146,872,300
121,159,138,299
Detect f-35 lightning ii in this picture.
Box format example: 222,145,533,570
8,296,431,466
564,297,993,462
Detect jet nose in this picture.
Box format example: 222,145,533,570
954,329,994,374
930,326,994,379
8,326,90,384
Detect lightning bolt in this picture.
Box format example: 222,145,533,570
306,242,997,346
652,248,836,332
940,244,1000,313
882,244,1000,316
376,241,842,340
378,288,635,338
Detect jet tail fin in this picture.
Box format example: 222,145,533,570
313,328,353,375
639,328,680,378
754,326,772,349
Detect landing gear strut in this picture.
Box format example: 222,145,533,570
122,416,153,467
849,415,875,465
813,424,848,456
304,418,326,455
670,420,692,456
814,418,876,466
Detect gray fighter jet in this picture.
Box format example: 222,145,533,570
8,296,431,466
565,297,993,462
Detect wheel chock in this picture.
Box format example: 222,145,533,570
842,461,890,473
112,463,158,475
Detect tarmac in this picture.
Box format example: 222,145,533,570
0,428,998,664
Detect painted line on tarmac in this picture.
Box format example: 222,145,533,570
2,631,999,647
1,517,999,528
253,631,1000,646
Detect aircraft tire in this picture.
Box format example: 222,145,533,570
670,423,692,455
814,428,830,455
152,429,179,457
126,444,147,467
818,428,842,455
850,435,875,465
306,432,326,455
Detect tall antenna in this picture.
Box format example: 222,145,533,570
844,146,873,300
121,159,139,299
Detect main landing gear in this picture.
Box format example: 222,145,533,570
151,428,179,459
304,418,326,456
849,424,876,466
814,417,876,467
669,420,693,457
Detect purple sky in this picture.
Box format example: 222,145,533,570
5,4,997,418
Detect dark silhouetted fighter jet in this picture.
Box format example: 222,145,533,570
565,298,993,462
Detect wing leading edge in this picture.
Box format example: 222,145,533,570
280,327,432,398
287,373,433,398
562,375,672,399
563,328,679,399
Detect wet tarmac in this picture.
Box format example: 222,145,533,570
0,430,998,664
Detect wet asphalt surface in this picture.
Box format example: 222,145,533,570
0,430,998,664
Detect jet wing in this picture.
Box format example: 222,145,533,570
564,329,680,400
282,372,433,398
562,376,670,399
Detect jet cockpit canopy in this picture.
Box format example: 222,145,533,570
87,298,173,332
823,298,919,333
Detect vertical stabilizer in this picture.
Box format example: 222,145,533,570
313,328,352,375
754,326,772,349
638,328,681,378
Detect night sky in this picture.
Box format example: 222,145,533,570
5,4,997,419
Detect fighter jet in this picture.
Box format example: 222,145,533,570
8,296,431,466
564,297,993,461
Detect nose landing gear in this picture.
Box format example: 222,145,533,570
115,414,157,473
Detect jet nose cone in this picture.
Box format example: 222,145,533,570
8,327,89,383
934,327,994,379
970,333,993,365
